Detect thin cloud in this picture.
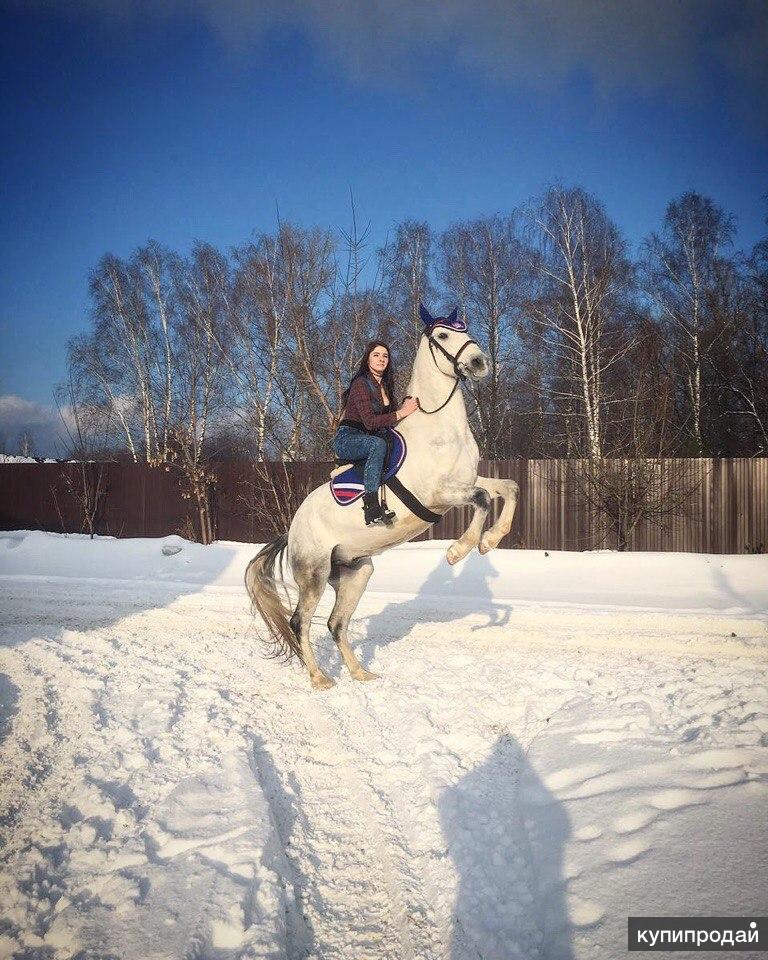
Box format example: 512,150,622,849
0,394,72,458
11,0,768,103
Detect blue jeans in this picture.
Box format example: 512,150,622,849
333,425,388,494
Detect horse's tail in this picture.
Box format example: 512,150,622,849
244,536,302,663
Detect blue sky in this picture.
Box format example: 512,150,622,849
1,1,766,452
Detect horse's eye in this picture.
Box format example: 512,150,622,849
438,332,448,340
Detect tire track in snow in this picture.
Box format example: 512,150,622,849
162,604,417,959
141,599,407,959
275,687,417,960
87,592,408,958
330,659,577,959
323,681,455,958
244,697,411,959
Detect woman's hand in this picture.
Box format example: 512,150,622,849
398,396,419,419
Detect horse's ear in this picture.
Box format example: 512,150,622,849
447,307,458,324
419,303,434,327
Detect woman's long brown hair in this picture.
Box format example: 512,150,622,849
341,341,398,407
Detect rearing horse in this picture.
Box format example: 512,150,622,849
246,305,520,689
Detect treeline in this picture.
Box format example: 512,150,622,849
65,185,768,470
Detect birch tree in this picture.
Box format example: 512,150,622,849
709,227,768,455
227,236,291,459
643,192,735,454
438,213,533,457
528,185,636,460
74,246,181,463
380,220,436,352
68,243,233,541
224,224,341,459
169,242,233,543
734,227,768,453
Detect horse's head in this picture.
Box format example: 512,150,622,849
419,304,489,382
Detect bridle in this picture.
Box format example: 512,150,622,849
416,325,481,415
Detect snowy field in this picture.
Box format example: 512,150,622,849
1,530,767,960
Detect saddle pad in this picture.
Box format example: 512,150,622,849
330,428,407,505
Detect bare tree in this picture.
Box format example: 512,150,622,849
221,224,339,460
380,220,436,352
572,455,700,551
224,215,389,463
17,430,36,458
73,247,179,463
226,234,290,459
438,213,533,456
643,192,736,454
69,242,233,542
328,197,392,418
521,187,703,547
567,326,698,550
527,185,637,460
164,243,234,543
278,225,338,441
52,370,114,538
135,240,178,461
710,222,768,455
239,460,321,541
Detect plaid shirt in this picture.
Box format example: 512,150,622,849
341,375,399,433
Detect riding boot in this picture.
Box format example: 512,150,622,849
362,492,396,526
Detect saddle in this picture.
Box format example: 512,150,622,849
329,427,406,505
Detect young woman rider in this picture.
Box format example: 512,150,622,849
333,341,419,525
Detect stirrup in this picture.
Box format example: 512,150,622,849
365,510,395,527
362,493,396,526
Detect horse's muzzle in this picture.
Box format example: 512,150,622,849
461,352,490,380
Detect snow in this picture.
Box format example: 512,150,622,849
1,531,767,959
3,529,766,615
0,455,57,463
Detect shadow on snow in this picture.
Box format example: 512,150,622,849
440,734,574,960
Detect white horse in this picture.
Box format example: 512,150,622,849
246,307,520,689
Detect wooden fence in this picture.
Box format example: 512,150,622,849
1,458,766,553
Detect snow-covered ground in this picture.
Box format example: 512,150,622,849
1,530,767,960
0,455,58,463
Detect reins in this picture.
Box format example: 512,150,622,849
415,327,481,417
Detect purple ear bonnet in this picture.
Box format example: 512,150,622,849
432,314,467,333
420,304,467,332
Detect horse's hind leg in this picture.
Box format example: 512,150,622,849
290,554,335,690
327,557,379,682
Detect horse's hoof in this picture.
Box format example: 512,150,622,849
447,543,463,565
353,669,380,682
311,673,336,691
478,535,495,555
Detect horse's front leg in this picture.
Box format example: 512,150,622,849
446,487,492,565
475,476,520,554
